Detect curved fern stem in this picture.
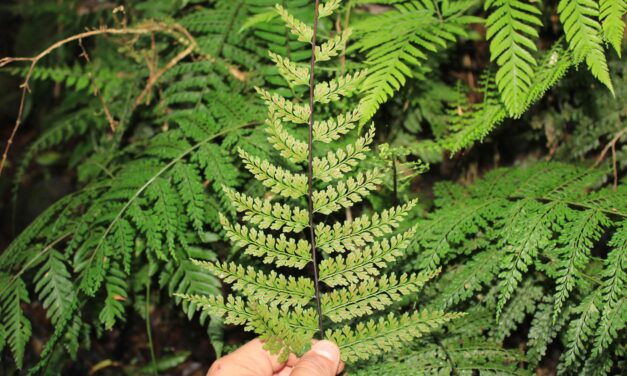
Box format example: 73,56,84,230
308,0,325,340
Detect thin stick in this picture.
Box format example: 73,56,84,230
78,39,118,131
594,127,626,167
0,22,197,176
307,0,325,339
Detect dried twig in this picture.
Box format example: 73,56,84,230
0,21,195,176
594,126,626,190
78,38,118,131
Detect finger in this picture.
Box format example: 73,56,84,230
290,341,341,376
276,366,293,376
207,339,286,376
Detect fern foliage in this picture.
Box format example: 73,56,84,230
179,1,462,363
485,0,542,116
352,0,480,124
558,0,614,93
411,162,626,374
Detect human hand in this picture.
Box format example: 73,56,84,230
207,338,344,376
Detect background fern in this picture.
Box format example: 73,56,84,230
408,162,626,374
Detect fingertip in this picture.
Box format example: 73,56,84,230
310,340,340,364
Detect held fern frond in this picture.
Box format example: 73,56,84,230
180,1,460,365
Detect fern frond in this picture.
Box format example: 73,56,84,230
313,169,382,214
265,113,308,163
313,108,362,143
268,51,309,87
313,128,374,182
34,250,76,326
490,279,544,341
591,225,626,357
315,29,352,62
527,297,572,366
98,263,128,330
239,149,308,199
559,290,601,372
194,260,314,308
496,200,563,317
431,249,500,309
485,0,542,116
256,87,310,124
223,187,308,233
553,209,609,320
558,0,614,93
330,311,465,362
320,228,417,287
599,0,626,56
171,163,207,233
316,200,417,254
275,4,313,43
220,214,311,268
0,276,32,369
322,271,438,323
314,70,366,104
354,2,477,123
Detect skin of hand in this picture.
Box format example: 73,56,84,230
207,338,345,376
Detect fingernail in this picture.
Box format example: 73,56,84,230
311,340,340,363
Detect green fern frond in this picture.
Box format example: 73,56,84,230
313,169,382,214
316,200,417,254
558,0,614,93
559,290,602,372
322,271,439,323
239,148,308,198
220,214,311,268
193,260,314,308
313,128,374,182
591,225,626,357
223,186,309,233
485,0,542,116
99,263,128,330
354,1,478,123
599,0,626,56
34,250,76,326
320,228,417,287
0,276,32,369
553,209,610,320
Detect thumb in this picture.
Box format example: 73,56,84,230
291,341,341,376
